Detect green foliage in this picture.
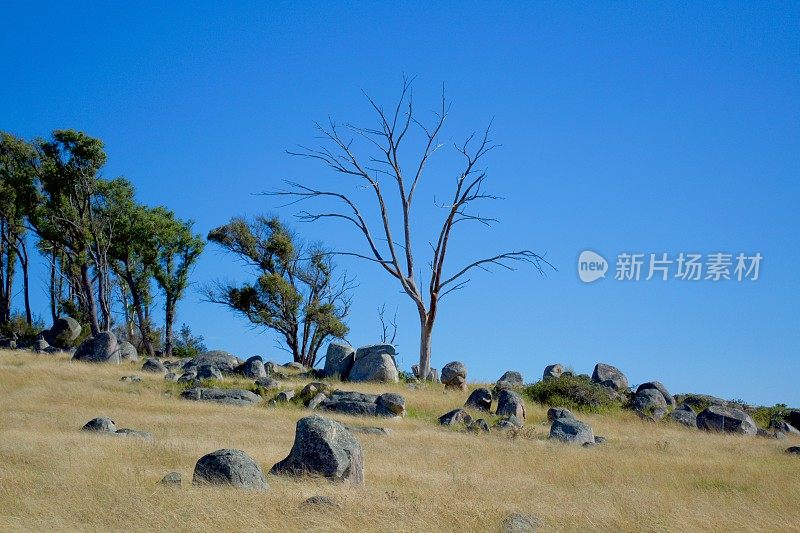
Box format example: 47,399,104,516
172,323,207,359
751,404,788,429
206,215,352,368
0,312,46,344
524,374,622,412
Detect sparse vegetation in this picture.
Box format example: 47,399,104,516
524,374,623,412
1,350,798,532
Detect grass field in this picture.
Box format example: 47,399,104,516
0,349,797,532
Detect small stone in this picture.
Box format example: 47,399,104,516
159,472,182,488
82,417,117,433
115,428,153,439
301,495,339,508
501,512,541,532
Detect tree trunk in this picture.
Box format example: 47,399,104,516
19,240,31,325
80,262,101,336
124,269,154,357
97,267,112,331
49,249,58,323
164,294,175,358
417,314,434,381
4,245,16,324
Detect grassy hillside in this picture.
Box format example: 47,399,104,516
0,350,797,532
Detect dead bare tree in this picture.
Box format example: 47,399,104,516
269,79,553,380
378,303,398,344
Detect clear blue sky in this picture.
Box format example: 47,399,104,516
2,2,798,406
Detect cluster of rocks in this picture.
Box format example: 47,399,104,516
321,342,399,383
438,369,526,433
81,416,152,439
71,331,139,364
188,415,364,492
317,390,406,418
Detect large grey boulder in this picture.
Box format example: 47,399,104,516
322,400,378,416
270,415,364,484
497,371,523,387
636,381,675,408
591,363,629,391
319,390,404,418
119,341,138,362
181,387,261,406
193,449,267,490
496,390,526,421
44,316,81,348
441,361,467,391
376,393,405,417
632,388,668,420
696,405,757,436
438,408,472,426
323,342,355,378
73,332,120,364
465,388,492,411
185,351,242,373
348,352,398,383
81,416,117,433
196,364,223,381
141,358,166,373
669,404,698,428
355,344,395,361
549,417,594,445
543,364,563,380
239,356,267,379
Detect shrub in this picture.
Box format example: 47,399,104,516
0,312,46,345
751,404,787,429
171,323,207,359
524,374,622,412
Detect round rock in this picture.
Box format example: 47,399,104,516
193,449,268,490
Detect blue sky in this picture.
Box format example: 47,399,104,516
2,2,798,406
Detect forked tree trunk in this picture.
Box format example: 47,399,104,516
124,269,154,357
80,263,101,336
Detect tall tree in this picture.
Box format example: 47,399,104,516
31,130,108,335
104,178,159,355
152,208,204,357
0,132,37,325
271,80,552,379
205,216,351,367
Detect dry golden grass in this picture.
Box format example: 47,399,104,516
0,349,797,532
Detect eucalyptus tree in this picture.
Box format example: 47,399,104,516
31,130,109,335
205,216,352,367
0,132,37,325
151,208,204,357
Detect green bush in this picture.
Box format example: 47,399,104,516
751,404,787,429
524,374,622,412
0,312,46,344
